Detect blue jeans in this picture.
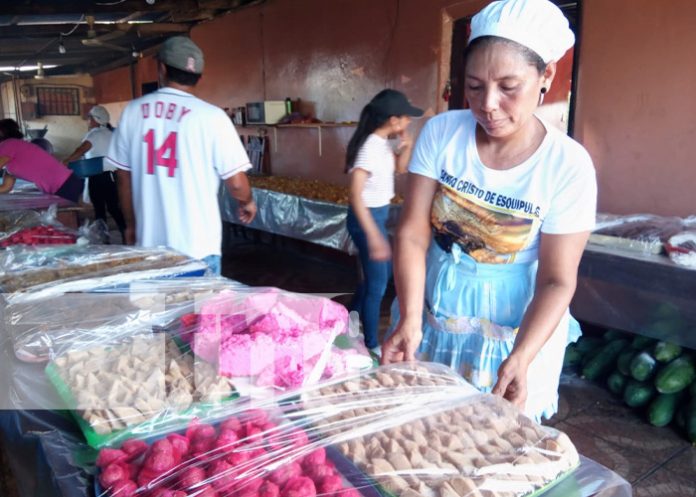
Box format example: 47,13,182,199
201,254,222,275
346,205,391,349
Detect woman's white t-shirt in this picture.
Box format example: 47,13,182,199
409,110,597,264
350,133,396,208
83,126,115,171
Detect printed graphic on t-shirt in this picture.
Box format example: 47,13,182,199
431,184,538,264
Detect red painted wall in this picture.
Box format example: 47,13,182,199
93,65,132,103
93,55,158,104
91,0,696,215
574,0,696,216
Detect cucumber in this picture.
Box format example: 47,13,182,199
575,336,604,356
688,411,696,444
675,404,687,431
632,335,656,350
630,351,658,381
603,329,627,341
607,372,628,396
617,349,638,376
655,356,696,394
623,379,655,407
647,393,682,427
653,341,682,363
581,339,630,381
563,344,583,369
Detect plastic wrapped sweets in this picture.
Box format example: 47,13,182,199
5,277,243,363
0,245,209,303
591,213,685,254
90,363,586,497
3,279,369,448
0,204,107,247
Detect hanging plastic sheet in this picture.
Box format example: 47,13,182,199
220,187,402,254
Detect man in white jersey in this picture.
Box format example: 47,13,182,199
106,36,256,274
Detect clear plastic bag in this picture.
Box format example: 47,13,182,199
87,363,631,497
591,213,684,254
182,287,360,395
0,245,209,303
4,279,367,448
0,204,79,247
5,277,242,363
664,230,696,269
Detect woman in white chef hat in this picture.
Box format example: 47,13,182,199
65,105,126,242
383,0,597,422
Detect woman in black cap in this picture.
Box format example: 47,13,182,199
345,89,424,357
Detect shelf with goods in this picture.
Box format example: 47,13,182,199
236,122,357,157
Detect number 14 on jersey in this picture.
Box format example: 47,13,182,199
143,129,178,177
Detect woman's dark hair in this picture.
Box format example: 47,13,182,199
0,118,24,141
464,36,547,75
164,64,202,87
345,90,394,171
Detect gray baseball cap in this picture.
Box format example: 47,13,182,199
158,36,204,74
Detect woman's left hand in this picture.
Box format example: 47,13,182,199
397,131,414,153
492,352,530,408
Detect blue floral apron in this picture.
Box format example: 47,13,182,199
390,240,581,422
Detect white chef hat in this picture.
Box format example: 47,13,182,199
469,0,575,63
88,105,110,125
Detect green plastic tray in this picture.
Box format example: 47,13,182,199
45,343,239,449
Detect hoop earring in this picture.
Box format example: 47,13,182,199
539,87,548,105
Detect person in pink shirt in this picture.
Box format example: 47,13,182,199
0,119,84,202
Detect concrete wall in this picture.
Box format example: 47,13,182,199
89,0,696,215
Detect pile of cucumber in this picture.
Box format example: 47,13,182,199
563,330,696,444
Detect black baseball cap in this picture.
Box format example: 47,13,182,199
370,89,424,118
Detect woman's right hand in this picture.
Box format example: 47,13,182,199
381,318,423,364
367,235,391,261
368,234,392,261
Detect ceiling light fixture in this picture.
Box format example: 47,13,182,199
34,61,45,79
58,38,67,54
0,64,58,72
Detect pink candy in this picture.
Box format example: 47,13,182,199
108,479,137,496
302,448,327,468
193,289,349,388
258,481,280,497
96,448,128,468
99,415,357,497
268,462,302,487
178,466,206,489
99,463,128,488
318,474,344,495
281,476,317,497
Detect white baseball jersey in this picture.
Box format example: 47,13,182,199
105,87,251,259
